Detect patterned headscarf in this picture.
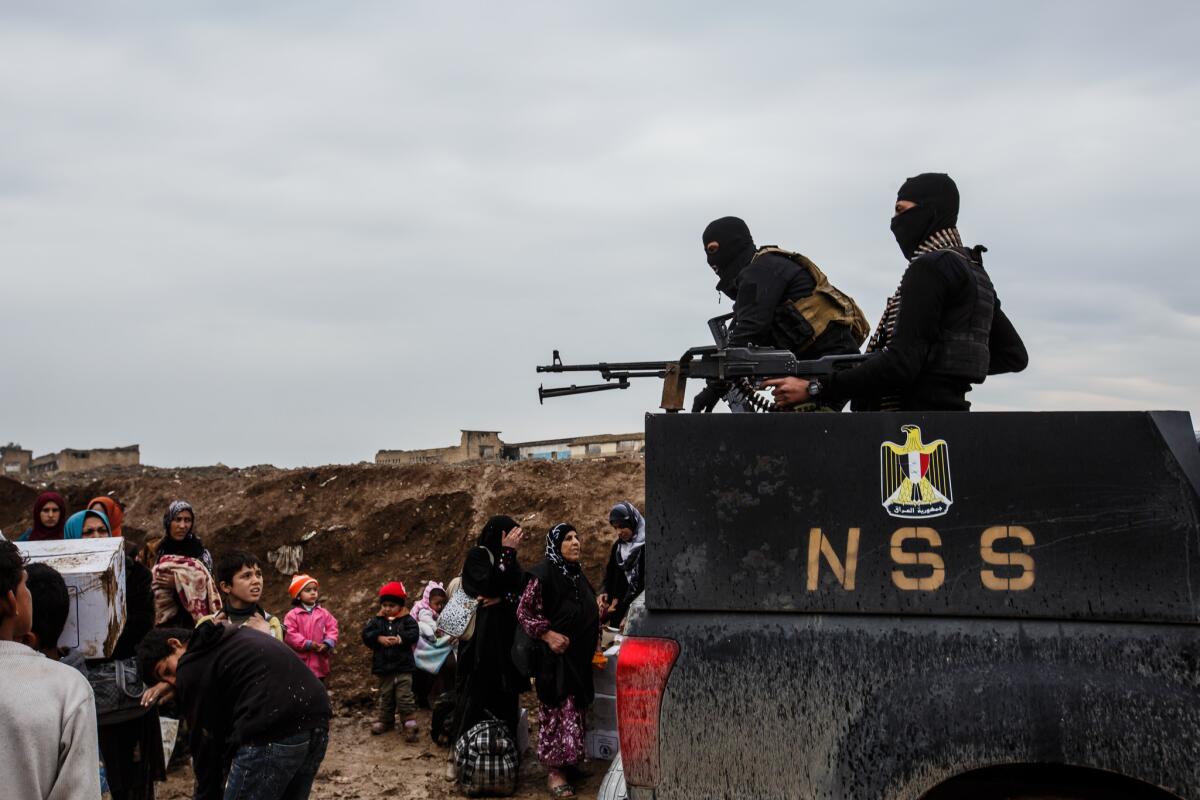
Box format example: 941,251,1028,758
608,501,646,568
159,500,206,561
545,523,581,579
28,492,68,541
162,500,194,536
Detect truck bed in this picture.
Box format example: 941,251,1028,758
619,410,1200,799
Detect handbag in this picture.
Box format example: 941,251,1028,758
439,577,480,640
87,657,147,725
437,547,493,640
509,626,545,680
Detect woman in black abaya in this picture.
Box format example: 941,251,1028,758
452,514,528,746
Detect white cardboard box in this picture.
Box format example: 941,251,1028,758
18,538,127,658
587,691,618,736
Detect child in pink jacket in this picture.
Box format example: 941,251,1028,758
283,574,340,684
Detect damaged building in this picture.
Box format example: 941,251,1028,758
376,430,644,466
1,444,32,477
27,445,141,478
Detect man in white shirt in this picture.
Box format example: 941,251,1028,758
0,540,100,799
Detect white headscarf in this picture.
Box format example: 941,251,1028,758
609,501,646,568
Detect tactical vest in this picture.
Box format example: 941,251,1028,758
754,247,871,350
924,247,995,383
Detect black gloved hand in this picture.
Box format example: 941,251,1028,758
691,380,727,413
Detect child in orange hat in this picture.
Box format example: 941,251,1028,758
283,574,340,685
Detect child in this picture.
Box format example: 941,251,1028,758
137,621,331,799
284,574,339,684
0,540,101,798
21,563,83,668
199,551,284,640
23,563,130,797
362,581,420,740
411,581,456,705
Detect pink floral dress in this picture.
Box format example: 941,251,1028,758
517,577,587,768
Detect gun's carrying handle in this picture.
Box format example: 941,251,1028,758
659,362,686,412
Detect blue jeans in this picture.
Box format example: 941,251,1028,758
223,728,329,800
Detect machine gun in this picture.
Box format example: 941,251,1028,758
707,313,760,412
536,345,867,412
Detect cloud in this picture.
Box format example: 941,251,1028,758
1,2,1197,466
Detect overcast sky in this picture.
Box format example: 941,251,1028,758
2,2,1197,467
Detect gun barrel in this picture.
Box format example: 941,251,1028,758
538,380,631,404
536,360,672,374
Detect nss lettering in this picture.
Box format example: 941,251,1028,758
804,525,1036,593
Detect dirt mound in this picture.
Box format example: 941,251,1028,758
0,476,38,537
4,457,645,707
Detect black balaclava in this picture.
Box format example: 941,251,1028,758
890,173,960,259
702,216,756,299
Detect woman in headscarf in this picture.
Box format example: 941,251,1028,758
87,496,124,539
598,501,646,626
151,500,219,628
452,515,528,751
62,508,101,539
77,509,165,800
517,523,600,798
18,491,68,541
155,500,212,573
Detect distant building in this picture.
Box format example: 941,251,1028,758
377,430,504,466
1,443,32,478
506,433,644,461
375,430,644,465
28,445,141,478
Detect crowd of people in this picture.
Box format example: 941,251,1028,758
0,490,647,800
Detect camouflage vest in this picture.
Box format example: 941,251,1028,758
753,247,871,350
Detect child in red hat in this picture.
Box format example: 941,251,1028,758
362,581,420,739
283,575,340,685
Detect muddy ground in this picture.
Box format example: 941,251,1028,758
2,457,642,798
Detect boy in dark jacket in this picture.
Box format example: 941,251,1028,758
362,581,420,740
137,621,331,800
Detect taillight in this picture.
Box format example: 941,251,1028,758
616,637,680,788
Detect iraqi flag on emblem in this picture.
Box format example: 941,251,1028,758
905,451,930,483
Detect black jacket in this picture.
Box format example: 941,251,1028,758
113,557,154,660
830,249,1027,411
362,613,419,675
175,622,331,800
454,545,527,741
459,545,525,686
600,542,644,625
728,251,861,358
527,560,600,708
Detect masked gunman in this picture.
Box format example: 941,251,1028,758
694,216,869,412
765,173,1027,411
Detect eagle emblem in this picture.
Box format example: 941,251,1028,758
880,425,953,519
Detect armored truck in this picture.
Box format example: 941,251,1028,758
609,411,1200,799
